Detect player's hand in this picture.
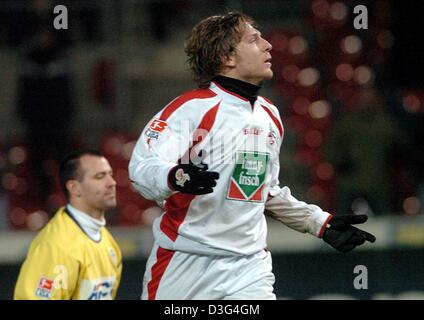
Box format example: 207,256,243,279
322,214,376,253
168,162,219,195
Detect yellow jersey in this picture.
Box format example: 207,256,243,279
14,207,122,300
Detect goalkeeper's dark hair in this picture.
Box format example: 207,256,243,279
59,149,103,200
184,11,256,88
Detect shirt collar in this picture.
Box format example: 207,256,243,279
66,204,105,242
211,75,261,105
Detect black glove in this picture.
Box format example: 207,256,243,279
168,162,219,195
323,214,376,253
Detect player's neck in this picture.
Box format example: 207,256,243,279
69,201,105,221
213,74,260,105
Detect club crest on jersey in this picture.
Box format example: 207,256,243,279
227,151,269,202
175,168,190,187
268,129,277,146
267,123,278,146
145,119,168,140
35,277,54,299
108,247,117,266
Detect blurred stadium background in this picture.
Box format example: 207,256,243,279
1,0,424,299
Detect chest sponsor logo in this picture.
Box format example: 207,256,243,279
80,277,115,300
87,281,113,300
244,128,264,136
226,151,269,202
35,277,54,299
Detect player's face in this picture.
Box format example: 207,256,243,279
77,155,117,213
225,23,273,85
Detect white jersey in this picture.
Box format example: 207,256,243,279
129,81,332,256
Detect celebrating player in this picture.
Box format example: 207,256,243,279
129,12,376,300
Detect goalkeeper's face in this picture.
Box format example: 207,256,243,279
76,155,117,212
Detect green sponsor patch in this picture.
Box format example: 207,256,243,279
227,151,269,202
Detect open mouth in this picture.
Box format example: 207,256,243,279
265,57,272,64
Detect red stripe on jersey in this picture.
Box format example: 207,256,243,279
196,102,220,132
147,246,175,300
261,104,284,137
161,193,196,241
159,89,217,121
160,103,221,241
260,95,275,105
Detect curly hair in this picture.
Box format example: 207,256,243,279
184,12,256,88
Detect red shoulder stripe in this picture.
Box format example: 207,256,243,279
159,89,217,121
260,96,275,105
261,104,283,137
196,102,220,132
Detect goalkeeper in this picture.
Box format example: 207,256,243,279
14,150,122,300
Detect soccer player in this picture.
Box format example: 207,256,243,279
14,150,122,300
129,12,376,300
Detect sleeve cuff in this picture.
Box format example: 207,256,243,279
158,163,177,198
310,212,333,238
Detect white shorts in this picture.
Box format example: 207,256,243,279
141,242,276,300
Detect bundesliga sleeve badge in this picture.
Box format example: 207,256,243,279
145,119,168,140
35,277,54,299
